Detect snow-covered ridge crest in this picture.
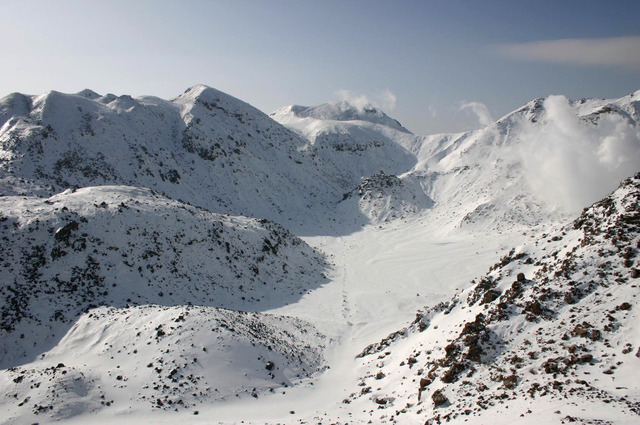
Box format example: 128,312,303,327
0,85,348,233
270,100,418,201
270,101,410,133
402,89,640,234
272,101,410,133
0,304,326,420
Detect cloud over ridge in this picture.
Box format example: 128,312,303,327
459,101,494,127
334,89,397,112
518,95,640,213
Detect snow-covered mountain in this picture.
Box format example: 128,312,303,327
1,85,639,425
271,102,417,189
0,86,349,233
273,90,640,234
403,91,640,233
272,102,410,132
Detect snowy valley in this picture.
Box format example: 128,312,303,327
1,85,639,424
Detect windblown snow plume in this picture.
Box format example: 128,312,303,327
335,88,397,112
520,95,640,213
460,101,494,127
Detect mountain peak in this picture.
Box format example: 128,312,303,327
76,89,101,99
173,84,242,107
272,101,411,133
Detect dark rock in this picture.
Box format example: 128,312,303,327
516,273,526,282
572,325,589,337
374,397,388,405
54,221,79,245
580,354,593,363
465,342,483,362
523,300,542,315
480,289,501,305
445,343,458,357
441,362,467,383
432,389,448,407
542,359,558,374
419,377,431,390
503,374,518,389
618,302,632,311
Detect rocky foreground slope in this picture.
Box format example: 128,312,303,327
348,173,640,424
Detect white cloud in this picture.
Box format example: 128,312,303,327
334,89,397,112
518,95,640,213
459,101,494,127
335,89,372,110
379,89,397,111
496,36,640,70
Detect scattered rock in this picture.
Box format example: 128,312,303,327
432,389,448,407
503,374,518,389
618,302,632,311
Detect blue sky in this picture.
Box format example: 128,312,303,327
1,0,639,134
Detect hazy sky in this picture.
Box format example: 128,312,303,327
1,0,639,135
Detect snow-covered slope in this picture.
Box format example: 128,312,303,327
273,91,640,234
271,102,417,188
0,304,326,422
349,173,640,424
405,91,640,234
0,186,328,368
0,86,348,232
339,171,433,225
